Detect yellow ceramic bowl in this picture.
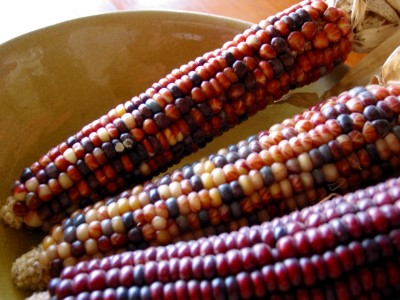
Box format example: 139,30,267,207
0,9,346,299
0,10,253,299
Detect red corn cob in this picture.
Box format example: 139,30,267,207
12,84,400,291
1,0,352,231
46,175,400,299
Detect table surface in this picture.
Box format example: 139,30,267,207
0,0,363,65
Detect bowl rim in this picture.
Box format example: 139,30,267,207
0,9,253,47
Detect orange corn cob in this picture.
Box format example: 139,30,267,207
12,84,400,291
1,0,352,231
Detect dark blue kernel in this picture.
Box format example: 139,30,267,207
122,212,134,230
230,181,244,200
260,166,274,186
218,183,234,204
73,214,85,227
337,114,353,133
166,197,179,219
191,175,204,192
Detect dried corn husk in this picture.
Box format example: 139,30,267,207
326,0,400,52
370,45,400,85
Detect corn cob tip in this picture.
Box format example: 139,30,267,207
12,245,49,291
1,196,23,229
25,291,50,300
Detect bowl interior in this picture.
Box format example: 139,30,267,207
0,10,251,299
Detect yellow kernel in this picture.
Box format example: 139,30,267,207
63,148,78,164
193,162,205,176
107,202,120,218
209,187,222,208
138,192,150,207
121,113,136,129
280,179,293,199
132,185,144,195
152,216,167,231
211,168,226,186
111,216,125,233
249,170,264,190
46,244,59,261
298,153,313,172
129,195,142,210
97,127,111,143
25,177,39,192
58,173,74,189
38,251,49,267
51,225,63,243
85,209,98,223
42,236,56,250
63,256,77,267
115,104,127,116
169,181,183,198
204,160,216,173
299,172,314,189
321,164,339,183
76,223,90,241
93,200,105,209
201,173,215,190
271,162,288,182
238,174,255,196
84,238,99,256
117,198,130,214
269,182,282,199
57,242,72,259
158,185,171,200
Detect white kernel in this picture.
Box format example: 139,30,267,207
63,148,77,164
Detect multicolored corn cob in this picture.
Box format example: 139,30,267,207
12,84,400,291
1,0,353,231
46,174,400,299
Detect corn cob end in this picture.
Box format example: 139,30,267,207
1,196,24,229
12,245,49,291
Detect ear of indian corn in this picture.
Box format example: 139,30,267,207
12,84,400,291
45,174,400,299
1,0,352,231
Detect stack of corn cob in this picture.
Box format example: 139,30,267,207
12,83,400,292
44,174,400,299
3,0,400,299
1,0,352,232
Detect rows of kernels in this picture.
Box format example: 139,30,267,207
4,0,352,231
37,85,400,278
49,175,400,299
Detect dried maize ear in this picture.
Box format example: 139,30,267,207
13,84,400,291
46,174,400,299
1,0,352,231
